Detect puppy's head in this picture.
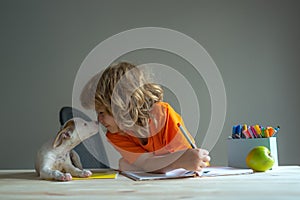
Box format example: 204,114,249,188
52,118,99,149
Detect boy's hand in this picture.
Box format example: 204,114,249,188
177,148,210,171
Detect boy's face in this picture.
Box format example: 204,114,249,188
97,107,120,133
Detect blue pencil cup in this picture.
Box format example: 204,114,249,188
227,137,278,169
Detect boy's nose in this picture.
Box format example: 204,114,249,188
97,115,104,123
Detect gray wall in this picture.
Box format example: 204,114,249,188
1,0,299,169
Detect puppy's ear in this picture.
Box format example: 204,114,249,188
53,120,75,148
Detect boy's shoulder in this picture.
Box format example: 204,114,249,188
151,101,178,118
151,101,170,113
155,101,171,109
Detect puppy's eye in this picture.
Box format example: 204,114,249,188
84,123,87,126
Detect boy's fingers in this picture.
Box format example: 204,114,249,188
197,148,209,156
198,151,210,159
204,155,211,163
202,149,209,155
199,161,209,168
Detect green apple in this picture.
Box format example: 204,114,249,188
246,146,275,172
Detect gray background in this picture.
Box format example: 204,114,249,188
1,0,299,169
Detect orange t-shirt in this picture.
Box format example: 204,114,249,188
106,102,195,164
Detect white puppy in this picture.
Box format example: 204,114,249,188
35,117,99,181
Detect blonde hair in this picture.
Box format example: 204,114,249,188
80,62,163,137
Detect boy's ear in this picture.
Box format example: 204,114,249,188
52,128,72,148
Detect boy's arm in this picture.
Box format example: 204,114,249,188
127,148,210,173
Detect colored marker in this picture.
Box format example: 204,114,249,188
261,127,266,137
265,128,270,137
241,124,248,138
250,126,258,138
232,125,241,139
254,125,262,137
267,126,275,137
236,125,242,138
272,126,280,137
232,125,237,139
242,129,250,139
247,127,255,138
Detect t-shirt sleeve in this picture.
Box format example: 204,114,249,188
105,102,196,164
106,133,146,164
161,103,195,152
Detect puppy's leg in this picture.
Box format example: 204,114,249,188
40,167,72,181
64,157,92,178
70,150,83,170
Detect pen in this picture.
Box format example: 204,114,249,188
177,123,210,167
177,123,197,148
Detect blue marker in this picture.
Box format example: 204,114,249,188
232,125,237,139
232,125,241,139
236,125,242,138
272,126,280,137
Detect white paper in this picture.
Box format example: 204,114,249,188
202,166,253,177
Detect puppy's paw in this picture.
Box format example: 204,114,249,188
52,170,65,181
55,172,72,181
64,173,72,181
81,169,92,178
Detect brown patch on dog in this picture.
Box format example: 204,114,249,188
52,120,75,148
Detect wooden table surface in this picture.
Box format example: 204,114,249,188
0,166,299,200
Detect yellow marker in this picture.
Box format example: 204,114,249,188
265,128,270,138
254,125,262,135
242,124,248,132
241,124,248,138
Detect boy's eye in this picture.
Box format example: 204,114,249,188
98,112,104,117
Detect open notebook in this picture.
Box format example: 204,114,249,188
121,166,253,181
